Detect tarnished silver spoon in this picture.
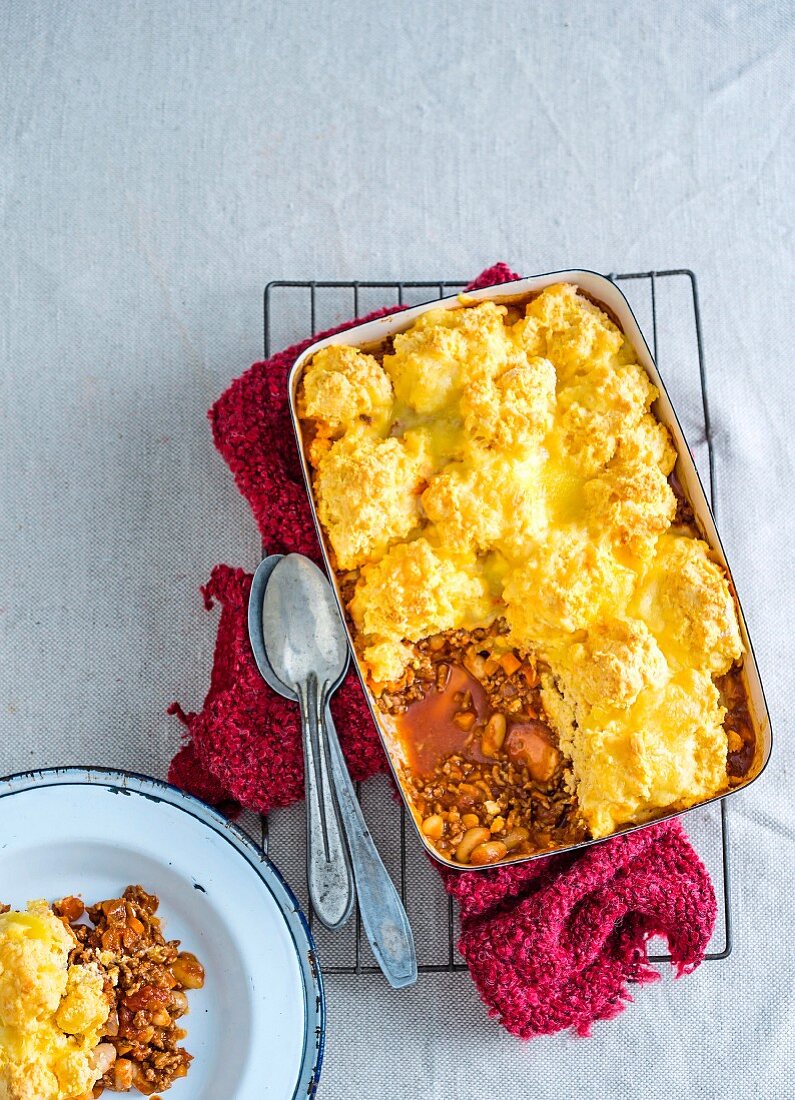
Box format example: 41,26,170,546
258,553,354,930
249,553,417,987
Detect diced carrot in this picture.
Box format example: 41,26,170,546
499,652,521,676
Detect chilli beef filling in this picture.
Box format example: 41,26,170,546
378,620,588,863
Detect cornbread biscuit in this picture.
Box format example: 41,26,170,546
556,359,658,475
314,431,430,569
0,903,73,1025
422,449,547,553
0,903,109,1100
384,301,510,414
634,533,744,675
513,282,624,380
614,412,677,473
584,459,676,563
460,354,556,451
55,963,108,1037
555,618,669,712
503,529,634,641
350,538,493,684
570,670,728,837
299,344,393,434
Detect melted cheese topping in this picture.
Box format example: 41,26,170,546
0,904,109,1100
300,284,745,836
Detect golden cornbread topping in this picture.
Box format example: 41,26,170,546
298,284,749,844
0,902,110,1100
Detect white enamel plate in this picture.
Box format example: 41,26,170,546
0,768,324,1099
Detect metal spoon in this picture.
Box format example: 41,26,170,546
249,554,417,988
258,553,354,930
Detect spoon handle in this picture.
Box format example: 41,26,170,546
296,674,354,930
324,704,418,988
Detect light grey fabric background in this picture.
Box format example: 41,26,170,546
1,2,793,1098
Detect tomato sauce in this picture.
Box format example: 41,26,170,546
395,665,490,776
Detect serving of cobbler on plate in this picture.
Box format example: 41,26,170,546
0,887,204,1099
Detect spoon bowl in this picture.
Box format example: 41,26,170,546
262,555,350,691
249,554,349,700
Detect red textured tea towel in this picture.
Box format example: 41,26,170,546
169,262,717,1038
443,819,714,1037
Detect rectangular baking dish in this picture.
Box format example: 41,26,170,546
287,270,773,869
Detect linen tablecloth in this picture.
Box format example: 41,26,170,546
1,3,793,1097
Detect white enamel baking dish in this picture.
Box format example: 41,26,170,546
287,270,773,869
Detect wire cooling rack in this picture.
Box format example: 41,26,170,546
255,270,732,974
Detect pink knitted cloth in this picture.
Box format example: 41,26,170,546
170,262,717,1038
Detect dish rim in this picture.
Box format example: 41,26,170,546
286,268,773,870
0,764,326,1099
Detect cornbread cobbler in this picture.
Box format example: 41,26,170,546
0,888,204,1098
298,284,756,863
